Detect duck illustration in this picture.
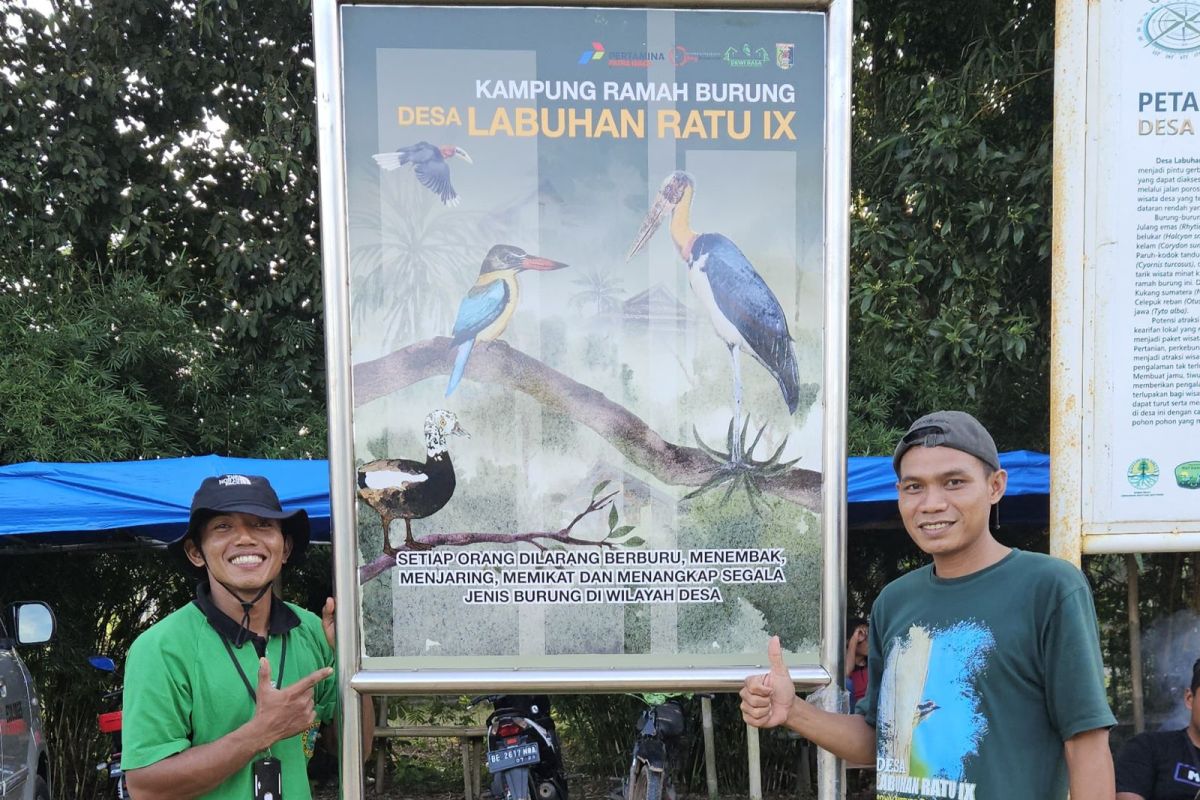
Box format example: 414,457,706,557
357,409,468,553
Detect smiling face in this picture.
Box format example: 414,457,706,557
184,511,292,598
896,446,1008,577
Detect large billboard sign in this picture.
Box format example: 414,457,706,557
316,0,849,696
1052,0,1200,556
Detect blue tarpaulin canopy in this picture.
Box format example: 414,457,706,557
0,451,1049,545
0,456,331,545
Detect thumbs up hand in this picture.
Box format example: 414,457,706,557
740,635,795,729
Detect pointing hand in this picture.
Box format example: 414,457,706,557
251,657,333,749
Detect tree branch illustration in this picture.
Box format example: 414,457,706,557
352,336,823,512
359,490,623,583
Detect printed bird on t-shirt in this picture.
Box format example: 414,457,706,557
356,410,468,554
372,142,472,205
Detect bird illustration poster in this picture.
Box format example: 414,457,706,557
337,4,830,668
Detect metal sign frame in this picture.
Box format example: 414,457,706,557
314,0,850,794
1051,0,1200,562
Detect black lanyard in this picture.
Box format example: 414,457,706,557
219,631,289,704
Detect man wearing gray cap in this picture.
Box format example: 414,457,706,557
741,411,1117,800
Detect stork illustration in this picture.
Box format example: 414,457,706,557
627,171,800,464
357,409,468,554
445,245,569,396
372,142,472,206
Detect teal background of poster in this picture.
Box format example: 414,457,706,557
342,4,827,667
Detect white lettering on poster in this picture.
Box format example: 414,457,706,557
393,547,787,605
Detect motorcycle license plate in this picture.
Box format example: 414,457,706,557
487,742,540,773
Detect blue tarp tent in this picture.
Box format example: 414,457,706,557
0,451,1049,545
0,456,331,545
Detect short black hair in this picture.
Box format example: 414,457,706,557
1191,658,1200,694
847,616,868,639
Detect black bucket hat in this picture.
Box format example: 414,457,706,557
170,474,310,577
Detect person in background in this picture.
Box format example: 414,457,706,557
845,617,869,707
1117,658,1200,799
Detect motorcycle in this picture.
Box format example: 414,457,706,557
471,694,568,800
623,698,686,800
89,655,127,799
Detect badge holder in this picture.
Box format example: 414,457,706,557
252,752,282,800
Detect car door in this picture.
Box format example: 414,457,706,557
0,616,19,800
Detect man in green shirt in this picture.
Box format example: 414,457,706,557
741,411,1117,800
122,474,354,800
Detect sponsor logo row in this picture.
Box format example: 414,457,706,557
579,41,795,70
1127,458,1200,490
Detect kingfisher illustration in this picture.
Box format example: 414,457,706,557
445,245,569,396
627,171,800,462
372,141,472,205
356,409,468,554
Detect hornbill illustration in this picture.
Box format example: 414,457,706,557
627,171,800,463
357,409,468,553
372,142,472,205
445,245,569,396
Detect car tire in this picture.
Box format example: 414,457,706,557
33,776,51,800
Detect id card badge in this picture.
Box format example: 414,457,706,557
252,756,282,800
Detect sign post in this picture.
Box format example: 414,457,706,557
313,1,852,796
1052,0,1200,562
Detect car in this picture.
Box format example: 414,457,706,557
0,602,54,800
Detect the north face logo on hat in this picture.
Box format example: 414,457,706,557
217,474,252,487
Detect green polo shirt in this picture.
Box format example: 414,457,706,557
122,587,336,800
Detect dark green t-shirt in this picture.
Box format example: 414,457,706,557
858,549,1115,800
122,597,336,800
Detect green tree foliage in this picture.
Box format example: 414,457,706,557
0,0,326,461
849,0,1054,454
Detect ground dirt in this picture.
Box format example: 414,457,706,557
312,773,874,799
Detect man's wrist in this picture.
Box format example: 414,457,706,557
237,716,273,756
782,695,808,733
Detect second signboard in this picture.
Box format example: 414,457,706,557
341,4,827,666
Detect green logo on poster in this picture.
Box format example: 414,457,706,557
1128,458,1161,490
1176,461,1200,489
723,44,769,68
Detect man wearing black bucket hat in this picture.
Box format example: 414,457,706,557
741,411,1118,800
122,474,362,800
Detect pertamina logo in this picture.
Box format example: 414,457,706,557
580,42,669,68
578,41,605,64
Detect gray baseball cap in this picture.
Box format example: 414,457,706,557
892,411,1001,476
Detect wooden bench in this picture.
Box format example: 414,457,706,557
371,722,488,799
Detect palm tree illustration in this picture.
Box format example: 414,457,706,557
349,168,507,349
568,266,626,316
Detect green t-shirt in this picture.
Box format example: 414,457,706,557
122,597,337,800
858,549,1115,800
